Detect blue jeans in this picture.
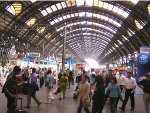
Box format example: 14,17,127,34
110,97,118,113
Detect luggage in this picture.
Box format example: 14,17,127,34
14,98,28,113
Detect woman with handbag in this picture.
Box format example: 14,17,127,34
92,75,105,113
77,74,90,113
25,68,41,108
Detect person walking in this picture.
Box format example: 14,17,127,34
25,68,41,108
92,76,105,113
59,73,68,100
116,70,126,107
77,75,90,113
45,70,55,103
120,72,136,111
107,77,123,113
138,73,150,113
2,66,22,113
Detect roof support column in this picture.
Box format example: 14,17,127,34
62,26,67,73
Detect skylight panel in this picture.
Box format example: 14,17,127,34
37,27,45,33
87,21,92,25
75,13,79,17
41,10,48,16
31,0,37,3
112,46,115,50
54,19,59,23
122,11,129,18
117,40,123,45
61,2,67,8
85,0,93,6
135,20,143,29
107,4,113,11
66,14,71,18
86,12,92,17
76,0,84,6
46,7,52,14
58,17,63,21
81,21,86,24
6,2,22,16
117,8,124,15
122,35,129,41
112,6,118,13
71,13,74,17
26,18,36,26
99,1,103,8
50,21,55,25
79,12,85,17
66,0,72,7
71,0,76,6
94,0,99,7
56,3,62,10
102,2,109,9
148,4,150,15
51,5,57,12
63,15,67,20
93,13,97,18
128,29,135,36
131,0,139,5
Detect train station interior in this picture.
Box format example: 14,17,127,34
0,0,150,113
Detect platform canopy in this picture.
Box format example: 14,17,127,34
0,0,150,64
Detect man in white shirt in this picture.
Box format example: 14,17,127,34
116,70,126,107
116,70,126,91
120,72,136,111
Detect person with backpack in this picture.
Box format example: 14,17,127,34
2,66,22,113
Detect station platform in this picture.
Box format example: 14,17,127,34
0,85,146,113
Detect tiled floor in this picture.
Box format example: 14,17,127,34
0,85,147,113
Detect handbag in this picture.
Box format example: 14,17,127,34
73,92,78,100
33,84,39,91
82,99,91,107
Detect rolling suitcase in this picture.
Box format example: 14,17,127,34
14,98,28,113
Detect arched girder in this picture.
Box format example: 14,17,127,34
19,3,127,41
24,16,119,45
47,32,125,58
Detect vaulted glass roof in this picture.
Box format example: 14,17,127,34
0,0,149,64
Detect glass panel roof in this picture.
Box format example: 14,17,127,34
128,29,135,37
56,3,63,10
148,4,150,15
130,0,139,5
51,5,57,12
61,2,67,8
57,20,117,33
135,20,143,29
76,0,84,6
122,35,129,41
37,27,45,33
6,2,22,16
26,17,36,26
85,0,93,6
50,12,121,27
94,0,99,7
46,7,52,14
117,40,123,45
41,9,48,16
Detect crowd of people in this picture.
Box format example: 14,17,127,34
1,66,150,113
